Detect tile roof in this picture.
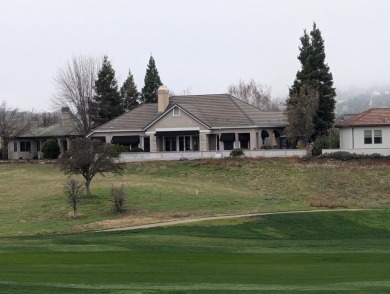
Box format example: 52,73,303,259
335,108,390,128
91,94,285,133
20,121,80,138
169,94,255,127
92,104,161,131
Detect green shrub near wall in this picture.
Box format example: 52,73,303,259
41,139,60,159
230,148,244,157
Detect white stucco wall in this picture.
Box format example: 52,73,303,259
8,140,39,160
349,126,390,149
339,128,353,149
327,125,390,156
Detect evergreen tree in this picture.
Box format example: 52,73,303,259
93,56,122,126
120,70,140,112
140,56,163,103
285,83,319,146
288,23,336,138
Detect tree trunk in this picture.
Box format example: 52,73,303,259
73,201,77,217
2,139,9,160
85,179,91,197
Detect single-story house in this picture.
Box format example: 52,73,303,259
324,108,390,155
88,86,286,152
8,108,81,160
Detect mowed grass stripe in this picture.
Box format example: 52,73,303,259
0,252,389,286
1,281,390,292
0,211,390,292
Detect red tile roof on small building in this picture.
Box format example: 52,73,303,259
335,108,390,128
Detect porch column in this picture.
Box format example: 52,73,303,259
266,129,274,146
249,130,257,150
150,136,157,152
199,133,207,151
57,139,64,154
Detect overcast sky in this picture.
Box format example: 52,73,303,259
1,0,389,111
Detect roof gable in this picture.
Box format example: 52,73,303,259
144,104,210,131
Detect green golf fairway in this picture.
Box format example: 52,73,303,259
0,210,389,293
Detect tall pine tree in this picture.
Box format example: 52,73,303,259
120,70,140,112
93,56,123,126
288,23,336,138
140,56,162,103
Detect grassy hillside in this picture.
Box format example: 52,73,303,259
0,210,389,293
0,158,389,236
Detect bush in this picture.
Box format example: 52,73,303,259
111,185,126,213
260,145,272,150
318,151,384,161
312,131,340,156
301,154,312,161
230,148,244,157
41,138,60,159
113,144,128,153
129,147,144,152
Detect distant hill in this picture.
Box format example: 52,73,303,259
336,87,390,114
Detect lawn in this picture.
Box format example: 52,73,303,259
0,210,389,293
0,158,389,236
1,159,390,292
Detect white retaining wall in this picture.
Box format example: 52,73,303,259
119,149,306,162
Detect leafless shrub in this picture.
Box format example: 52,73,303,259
111,184,126,213
64,178,84,217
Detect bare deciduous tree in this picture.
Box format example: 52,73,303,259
51,56,100,137
40,111,60,127
0,101,31,159
228,79,281,111
64,178,84,217
285,84,319,146
58,138,125,197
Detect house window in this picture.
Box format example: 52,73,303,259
224,141,234,150
14,142,17,152
164,137,177,151
20,141,31,152
192,135,199,151
220,133,235,151
173,107,180,117
238,133,250,149
364,130,372,144
143,137,150,152
374,130,382,144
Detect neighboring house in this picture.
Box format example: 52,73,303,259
89,86,286,152
325,108,390,155
8,108,81,160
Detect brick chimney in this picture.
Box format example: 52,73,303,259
30,118,39,136
158,85,169,113
61,107,71,122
